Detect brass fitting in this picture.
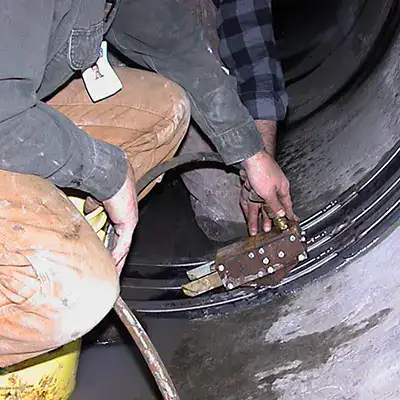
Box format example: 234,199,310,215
274,216,289,231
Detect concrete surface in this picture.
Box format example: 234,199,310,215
73,226,400,399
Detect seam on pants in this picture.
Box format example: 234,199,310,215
0,254,45,318
52,103,179,121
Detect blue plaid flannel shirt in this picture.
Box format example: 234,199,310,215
214,0,288,121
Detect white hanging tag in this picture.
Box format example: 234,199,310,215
82,41,123,102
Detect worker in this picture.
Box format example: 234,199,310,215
0,0,292,367
109,0,292,241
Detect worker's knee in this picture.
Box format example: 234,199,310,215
159,78,191,143
53,274,119,345
0,257,118,367
114,66,191,139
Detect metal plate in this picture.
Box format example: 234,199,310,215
215,223,306,290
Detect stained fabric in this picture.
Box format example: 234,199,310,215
0,67,190,367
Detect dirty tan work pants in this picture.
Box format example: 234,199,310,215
0,67,190,367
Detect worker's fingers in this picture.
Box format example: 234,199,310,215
279,191,296,221
115,254,128,276
239,183,250,215
110,223,134,274
111,246,129,274
261,207,272,233
247,201,261,236
263,190,286,219
84,196,102,214
243,178,251,191
240,197,249,216
240,182,250,201
278,181,296,220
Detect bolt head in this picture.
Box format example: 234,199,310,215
298,253,306,262
262,257,270,265
258,247,265,255
267,266,275,274
289,235,296,242
278,251,285,258
301,236,306,242
217,264,225,272
227,283,234,290
257,271,264,278
248,252,255,259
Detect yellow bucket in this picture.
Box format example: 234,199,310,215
0,340,81,400
68,196,108,242
0,196,108,400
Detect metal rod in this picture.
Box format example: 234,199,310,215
114,297,180,400
104,224,180,399
111,152,233,398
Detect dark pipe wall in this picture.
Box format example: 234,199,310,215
279,0,399,217
189,0,399,219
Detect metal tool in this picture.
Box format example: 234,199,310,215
114,297,180,400
248,187,290,229
181,178,307,296
182,220,307,297
100,153,225,400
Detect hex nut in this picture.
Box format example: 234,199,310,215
298,254,306,262
267,266,275,274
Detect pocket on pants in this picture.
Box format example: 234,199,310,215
68,20,104,71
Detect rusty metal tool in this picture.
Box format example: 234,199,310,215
182,183,307,297
182,220,307,297
113,298,180,400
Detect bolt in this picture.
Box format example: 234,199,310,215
248,252,255,259
258,247,265,255
227,283,234,290
262,257,270,265
278,251,285,258
267,266,275,274
257,271,264,278
298,253,306,262
301,236,306,242
289,235,296,242
301,231,306,236
217,264,225,272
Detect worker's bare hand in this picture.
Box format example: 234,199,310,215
102,160,138,274
241,149,295,236
239,176,271,236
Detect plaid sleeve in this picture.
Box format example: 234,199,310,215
214,0,288,121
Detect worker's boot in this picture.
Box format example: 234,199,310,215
180,125,247,242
